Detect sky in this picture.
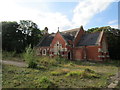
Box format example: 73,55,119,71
0,0,119,33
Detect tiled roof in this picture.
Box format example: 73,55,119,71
37,34,55,47
60,32,74,41
61,28,79,36
77,32,101,46
60,28,79,44
37,27,101,47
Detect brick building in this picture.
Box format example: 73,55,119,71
36,26,109,61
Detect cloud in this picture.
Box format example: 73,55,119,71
110,24,118,29
37,12,72,32
0,0,117,33
108,20,118,24
0,0,72,32
72,0,115,27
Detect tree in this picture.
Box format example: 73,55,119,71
18,20,42,48
2,21,25,53
2,20,43,53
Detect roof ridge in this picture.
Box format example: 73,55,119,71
61,28,79,33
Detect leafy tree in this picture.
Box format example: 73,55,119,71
2,21,25,52
2,20,42,53
18,20,42,48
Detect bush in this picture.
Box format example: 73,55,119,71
39,77,57,88
38,56,57,67
55,56,68,64
23,45,38,68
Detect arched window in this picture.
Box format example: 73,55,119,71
42,49,46,55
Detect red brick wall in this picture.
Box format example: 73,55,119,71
73,47,84,60
73,46,103,61
86,46,101,61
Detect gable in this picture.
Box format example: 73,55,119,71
51,32,67,48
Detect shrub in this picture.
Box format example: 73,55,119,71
55,56,68,64
38,56,57,67
23,45,38,68
39,77,57,88
40,77,51,83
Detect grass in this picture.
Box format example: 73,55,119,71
2,51,23,61
2,56,119,88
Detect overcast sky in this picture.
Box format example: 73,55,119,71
0,0,119,33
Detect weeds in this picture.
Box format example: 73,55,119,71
51,69,70,76
23,45,38,68
39,76,57,88
66,69,100,79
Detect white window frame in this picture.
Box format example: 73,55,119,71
42,49,46,55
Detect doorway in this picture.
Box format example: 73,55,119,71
68,52,71,60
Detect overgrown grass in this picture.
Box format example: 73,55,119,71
66,69,100,79
51,69,70,76
2,53,119,88
2,51,23,61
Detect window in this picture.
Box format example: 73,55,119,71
53,41,62,54
42,49,46,55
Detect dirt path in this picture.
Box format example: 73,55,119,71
1,60,27,67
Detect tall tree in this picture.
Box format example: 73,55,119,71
18,20,42,48
2,21,24,52
2,20,42,53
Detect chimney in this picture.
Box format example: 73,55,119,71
43,27,48,35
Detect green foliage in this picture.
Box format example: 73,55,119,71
66,69,100,79
84,68,95,73
19,20,42,48
55,56,69,64
2,51,23,61
2,20,42,53
39,77,56,88
23,45,37,68
2,21,24,53
51,69,70,76
38,56,57,67
3,60,118,88
2,51,16,58
66,71,83,77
